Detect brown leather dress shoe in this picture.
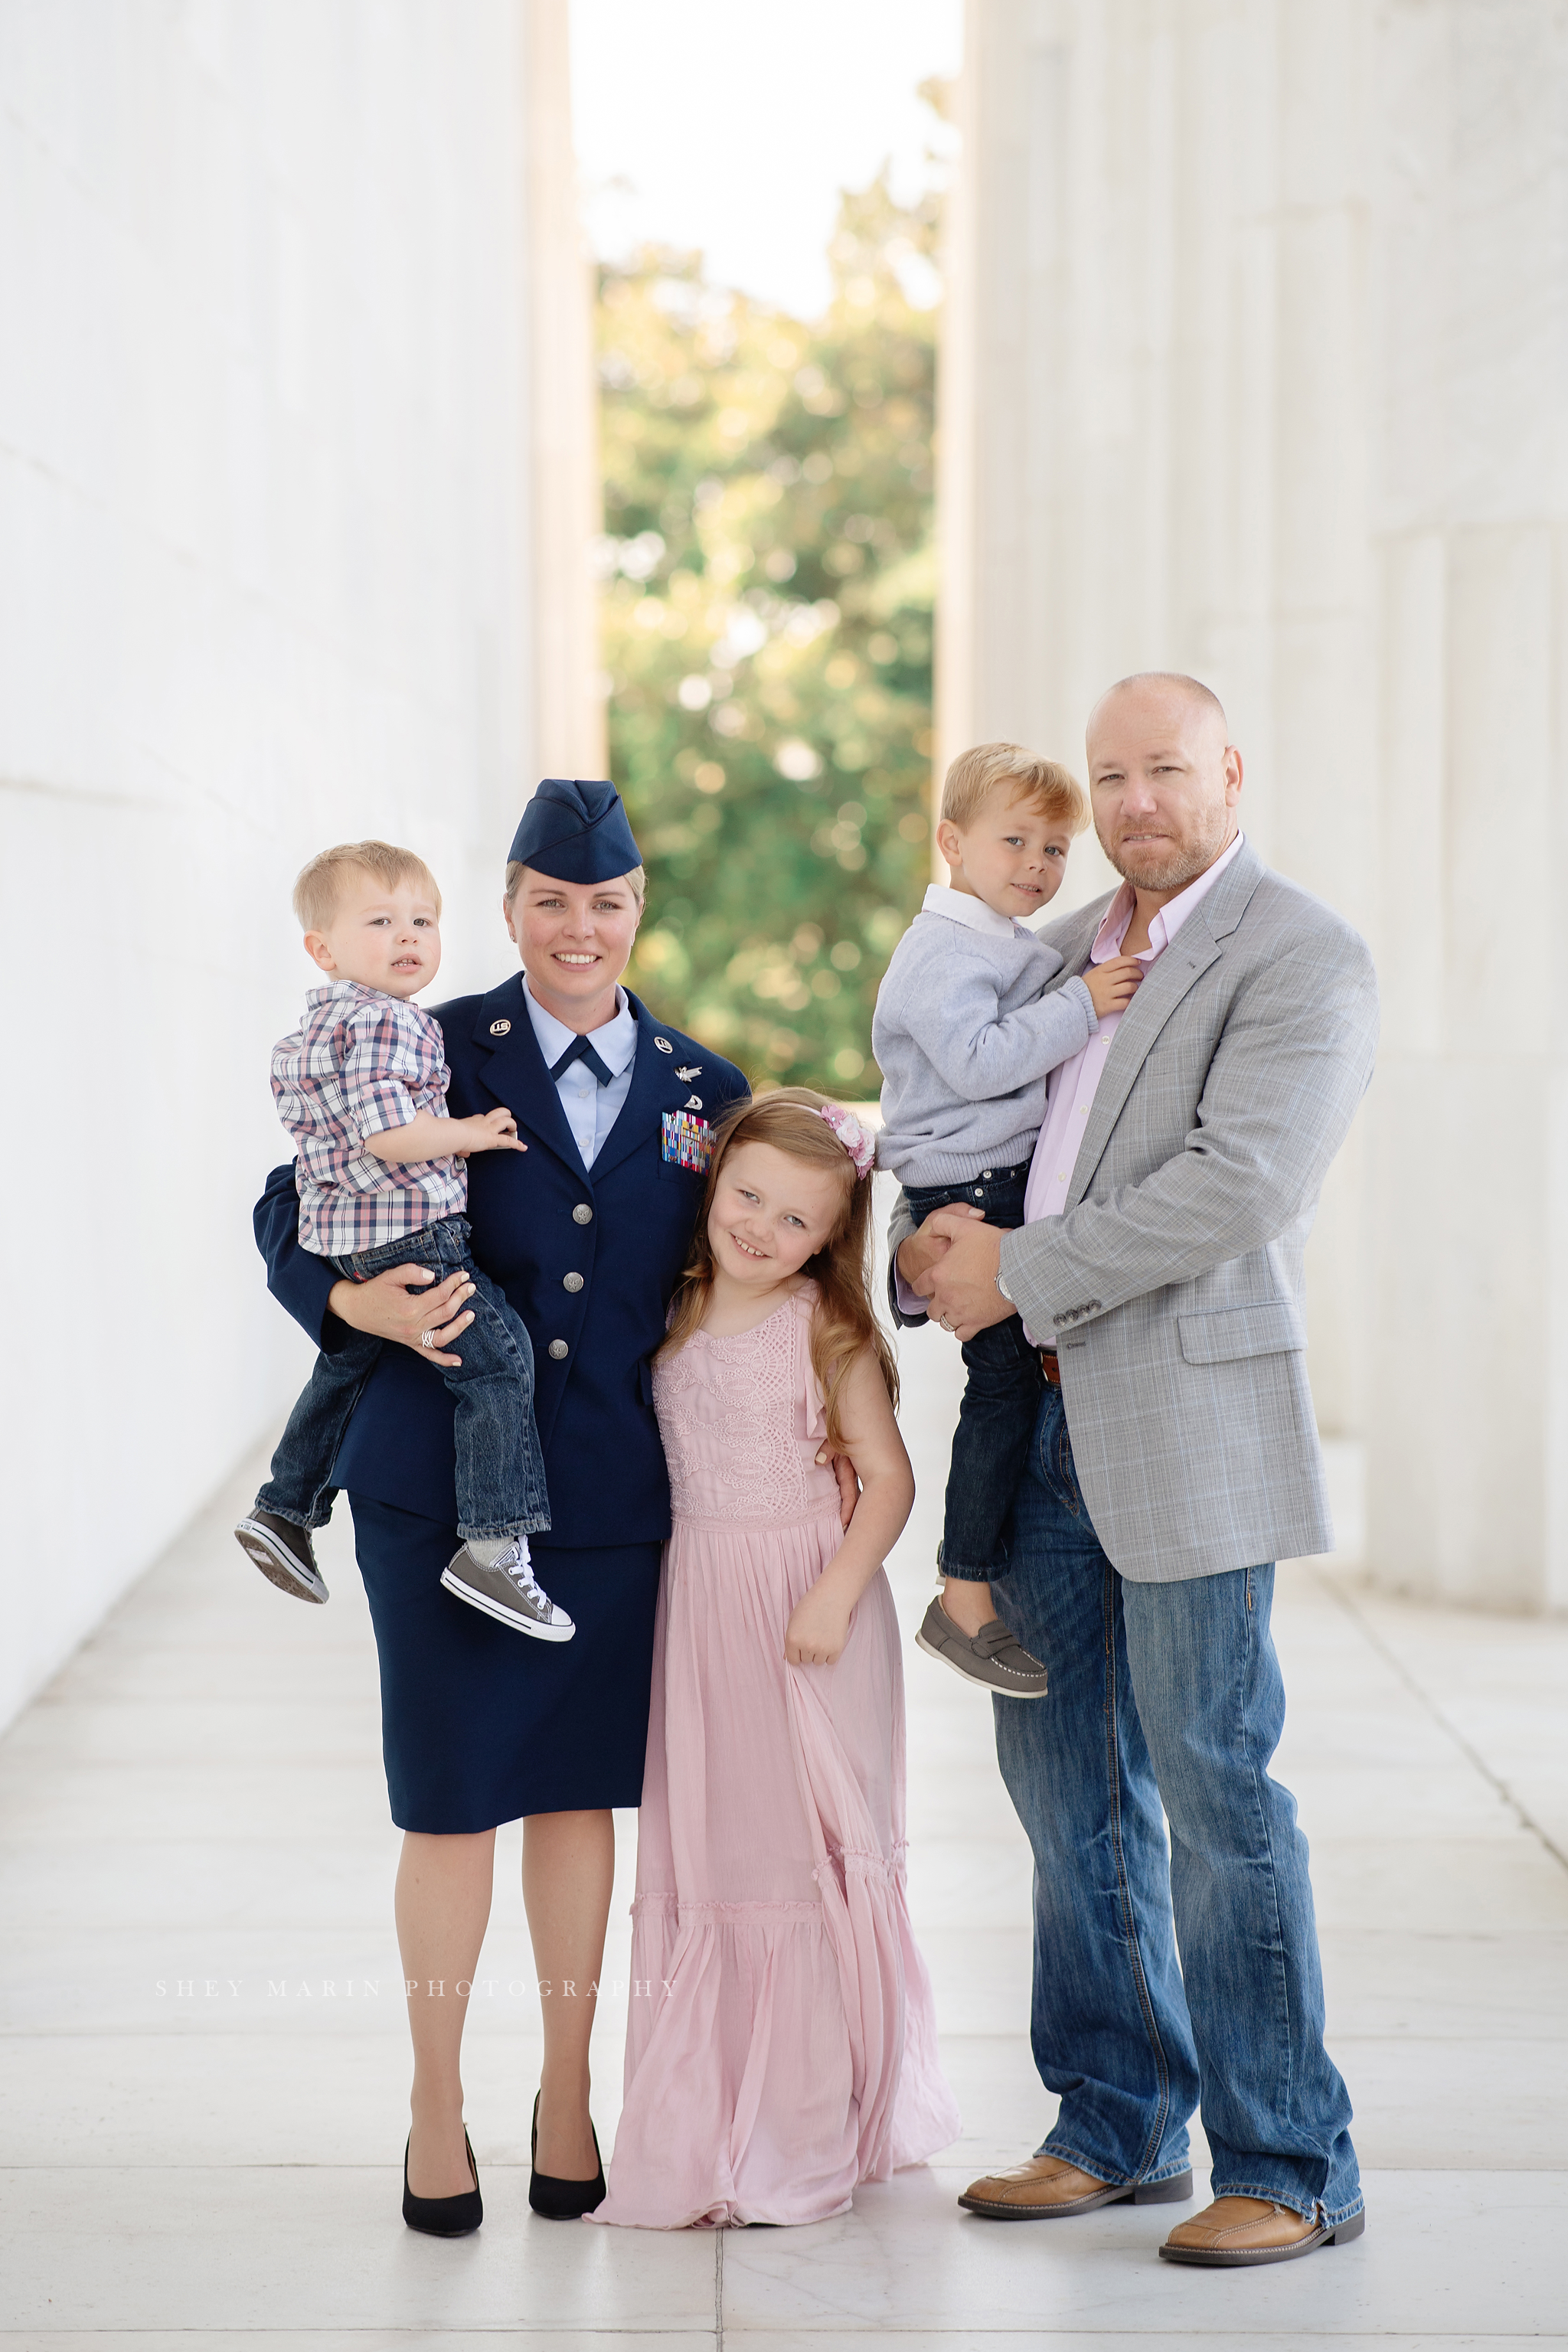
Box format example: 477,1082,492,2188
959,2153,1194,2219
1160,2194,1367,2266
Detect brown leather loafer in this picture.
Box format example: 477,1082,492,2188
959,2154,1194,2219
1160,2194,1367,2265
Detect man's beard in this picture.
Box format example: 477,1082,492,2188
1103,803,1231,893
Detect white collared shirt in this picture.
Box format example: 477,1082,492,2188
521,980,639,1169
920,881,1027,940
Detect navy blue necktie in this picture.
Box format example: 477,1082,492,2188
550,1032,614,1087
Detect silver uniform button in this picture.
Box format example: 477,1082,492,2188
572,1203,593,1224
563,1272,584,1292
547,1338,569,1360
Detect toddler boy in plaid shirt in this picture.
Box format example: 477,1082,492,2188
234,841,573,1643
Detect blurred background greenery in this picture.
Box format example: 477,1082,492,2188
603,152,942,1093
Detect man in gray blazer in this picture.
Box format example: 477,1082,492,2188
898,673,1377,2269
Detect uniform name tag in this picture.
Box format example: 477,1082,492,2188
661,1109,712,1171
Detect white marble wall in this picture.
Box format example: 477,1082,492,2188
942,0,1568,1607
0,0,595,1727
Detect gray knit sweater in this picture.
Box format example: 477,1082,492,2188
872,892,1096,1184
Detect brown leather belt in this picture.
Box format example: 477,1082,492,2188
1039,1348,1061,1387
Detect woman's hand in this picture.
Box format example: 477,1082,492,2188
815,1446,861,1528
327,1264,477,1370
786,1578,854,1668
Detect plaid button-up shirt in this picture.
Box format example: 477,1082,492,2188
272,982,467,1256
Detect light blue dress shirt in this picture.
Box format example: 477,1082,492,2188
521,980,639,1169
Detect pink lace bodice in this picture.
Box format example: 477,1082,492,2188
652,1285,844,1531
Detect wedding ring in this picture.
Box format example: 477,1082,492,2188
420,1330,436,1349
939,1313,955,1332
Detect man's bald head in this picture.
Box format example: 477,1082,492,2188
1088,671,1230,746
1085,671,1243,897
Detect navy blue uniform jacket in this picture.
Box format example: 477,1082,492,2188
255,975,749,1550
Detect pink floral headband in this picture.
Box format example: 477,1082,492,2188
817,1100,876,1181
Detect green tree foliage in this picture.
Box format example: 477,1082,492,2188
599,172,939,1092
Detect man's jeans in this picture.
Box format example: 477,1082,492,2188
989,1381,1361,2224
256,1214,550,1544
904,1164,1044,1580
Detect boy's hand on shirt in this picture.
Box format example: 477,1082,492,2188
786,1576,854,1668
452,1106,529,1155
1084,956,1144,1019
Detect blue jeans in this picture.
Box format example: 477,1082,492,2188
256,1214,549,1544
989,1383,1361,2224
904,1165,1043,1580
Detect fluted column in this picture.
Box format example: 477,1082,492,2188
1363,0,1568,1610
939,0,1375,1436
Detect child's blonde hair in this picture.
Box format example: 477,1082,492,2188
940,742,1089,835
292,841,442,933
659,1086,898,1448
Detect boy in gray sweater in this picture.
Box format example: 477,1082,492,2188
873,742,1142,1694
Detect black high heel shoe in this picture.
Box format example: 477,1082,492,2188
403,2127,483,2236
528,2091,606,2218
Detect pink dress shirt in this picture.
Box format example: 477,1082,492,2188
1021,831,1246,1343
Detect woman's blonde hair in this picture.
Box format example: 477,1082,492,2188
505,861,645,904
659,1086,898,1448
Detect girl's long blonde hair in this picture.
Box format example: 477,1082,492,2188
659,1086,898,1448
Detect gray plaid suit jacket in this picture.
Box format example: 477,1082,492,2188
890,840,1379,1581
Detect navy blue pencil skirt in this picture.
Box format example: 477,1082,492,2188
347,1494,662,1833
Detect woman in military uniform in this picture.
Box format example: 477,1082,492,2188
253,780,749,2232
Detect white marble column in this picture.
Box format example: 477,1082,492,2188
1363,1,1568,1610
0,0,597,1726
940,0,1377,1434
942,0,1568,1603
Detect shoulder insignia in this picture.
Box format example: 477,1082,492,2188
488,1019,511,1036
655,1035,673,1054
676,1065,701,1080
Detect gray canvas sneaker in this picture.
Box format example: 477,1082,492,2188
441,1540,576,1642
234,1510,329,1603
916,1596,1049,1697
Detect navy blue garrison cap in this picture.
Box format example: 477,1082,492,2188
507,779,642,884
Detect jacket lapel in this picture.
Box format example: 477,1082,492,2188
468,975,584,1178
585,992,700,1185
1067,841,1267,1209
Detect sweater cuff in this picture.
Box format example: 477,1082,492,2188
1063,972,1098,1036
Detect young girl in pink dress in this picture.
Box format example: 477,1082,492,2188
593,1087,961,2229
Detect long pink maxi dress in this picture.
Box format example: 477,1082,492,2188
592,1285,961,2229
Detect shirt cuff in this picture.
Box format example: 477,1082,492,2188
893,1262,927,1320
351,1083,420,1142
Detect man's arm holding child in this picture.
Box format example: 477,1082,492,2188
885,956,1139,1324
921,932,1379,1339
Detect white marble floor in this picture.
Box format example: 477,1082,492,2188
3,1336,1567,2348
